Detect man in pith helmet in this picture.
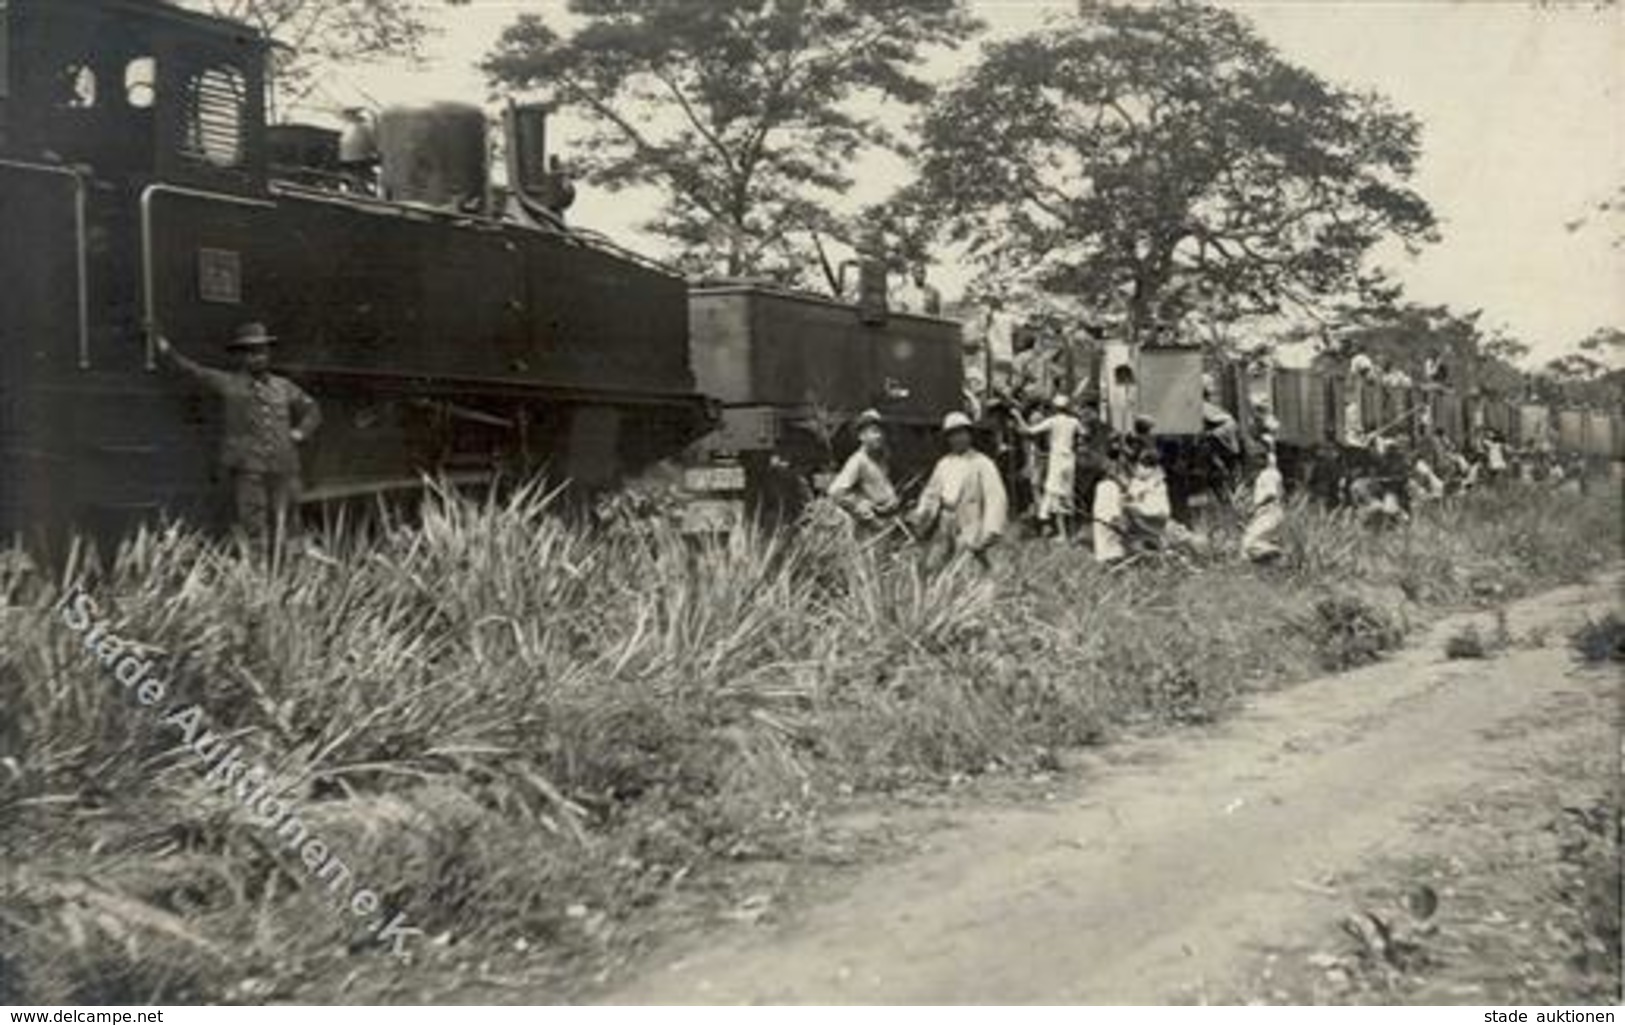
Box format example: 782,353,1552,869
828,408,900,533
911,411,1009,568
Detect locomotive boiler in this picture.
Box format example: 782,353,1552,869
0,0,711,551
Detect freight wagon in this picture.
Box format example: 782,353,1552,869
1090,347,1621,501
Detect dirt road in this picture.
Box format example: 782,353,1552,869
606,577,1620,1004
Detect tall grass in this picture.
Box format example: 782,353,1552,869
0,482,1615,1002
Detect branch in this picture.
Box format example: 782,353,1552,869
560,79,728,221
650,65,740,180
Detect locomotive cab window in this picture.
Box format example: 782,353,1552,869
58,63,96,109
125,57,156,109
179,63,245,166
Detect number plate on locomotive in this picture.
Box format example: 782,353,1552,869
198,248,242,304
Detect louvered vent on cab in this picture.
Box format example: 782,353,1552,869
180,65,247,167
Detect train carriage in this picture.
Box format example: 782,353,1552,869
1582,411,1615,460
1430,389,1467,444
1480,397,1516,446
1269,369,1324,447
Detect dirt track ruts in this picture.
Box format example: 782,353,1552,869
603,575,1620,1004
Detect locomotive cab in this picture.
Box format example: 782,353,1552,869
0,0,267,190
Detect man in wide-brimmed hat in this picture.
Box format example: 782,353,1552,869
911,411,1008,568
154,322,321,547
827,408,899,533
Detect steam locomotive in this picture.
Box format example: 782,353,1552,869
0,0,964,550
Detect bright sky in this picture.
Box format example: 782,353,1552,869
323,1,1624,364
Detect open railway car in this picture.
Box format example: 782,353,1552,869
0,0,711,551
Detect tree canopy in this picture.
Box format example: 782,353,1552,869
481,0,981,282
181,0,466,114
916,0,1437,344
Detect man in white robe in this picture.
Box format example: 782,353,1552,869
912,412,1009,568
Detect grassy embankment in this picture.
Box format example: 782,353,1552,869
0,483,1615,1002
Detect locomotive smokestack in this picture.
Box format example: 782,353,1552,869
505,102,548,197
504,102,574,222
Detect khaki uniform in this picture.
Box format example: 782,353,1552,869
828,448,899,530
166,349,321,542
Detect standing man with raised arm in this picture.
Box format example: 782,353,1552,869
153,322,321,549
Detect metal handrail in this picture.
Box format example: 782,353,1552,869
138,182,276,369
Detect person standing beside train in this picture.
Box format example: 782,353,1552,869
1014,394,1082,540
911,412,1009,569
828,409,900,535
153,323,322,549
1072,395,1111,529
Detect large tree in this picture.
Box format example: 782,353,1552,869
180,1,464,114
917,0,1437,343
482,0,980,281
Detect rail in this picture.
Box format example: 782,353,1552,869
0,159,91,369
139,183,277,370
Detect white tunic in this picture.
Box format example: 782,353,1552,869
913,449,1009,553
1028,414,1081,519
